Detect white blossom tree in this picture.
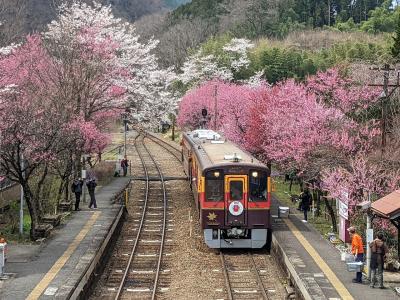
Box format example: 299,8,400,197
178,37,255,88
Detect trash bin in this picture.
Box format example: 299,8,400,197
278,206,290,218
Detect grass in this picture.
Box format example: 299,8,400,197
273,177,339,239
272,178,301,209
102,133,125,161
162,128,182,144
0,201,31,243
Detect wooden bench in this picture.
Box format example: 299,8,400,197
58,200,73,212
41,214,62,227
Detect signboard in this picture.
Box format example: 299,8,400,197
366,228,374,243
339,215,350,243
338,200,348,220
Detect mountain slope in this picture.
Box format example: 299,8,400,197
3,0,191,38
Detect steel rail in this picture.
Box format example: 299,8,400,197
219,251,234,300
249,253,270,300
114,134,149,300
220,251,270,300
142,136,168,300
144,133,181,162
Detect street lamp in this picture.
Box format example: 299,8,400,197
81,154,88,203
122,112,129,157
19,152,24,235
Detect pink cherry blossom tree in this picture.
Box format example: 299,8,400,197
0,35,81,238
0,1,175,239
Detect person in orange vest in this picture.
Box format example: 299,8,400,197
348,226,364,283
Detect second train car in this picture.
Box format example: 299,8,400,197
181,129,271,248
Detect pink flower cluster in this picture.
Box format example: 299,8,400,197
178,68,396,212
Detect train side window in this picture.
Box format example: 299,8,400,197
230,181,243,201
205,170,224,201
249,170,267,202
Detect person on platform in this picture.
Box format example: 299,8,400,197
87,178,97,209
71,178,83,211
121,156,129,177
300,188,311,222
348,226,364,284
370,232,388,289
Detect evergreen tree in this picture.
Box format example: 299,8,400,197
391,16,400,60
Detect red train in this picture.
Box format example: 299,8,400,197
181,129,271,248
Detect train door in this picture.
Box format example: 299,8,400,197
225,175,247,226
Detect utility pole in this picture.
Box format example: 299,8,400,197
19,152,24,235
214,84,218,131
124,119,127,157
382,65,390,152
368,64,399,155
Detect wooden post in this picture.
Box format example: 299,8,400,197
172,115,175,141
390,218,400,259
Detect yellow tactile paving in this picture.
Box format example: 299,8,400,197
27,211,101,300
284,218,354,300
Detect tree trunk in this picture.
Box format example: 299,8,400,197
324,197,337,233
289,178,293,193
23,183,41,240
315,189,321,217
65,176,70,203
34,165,48,213
56,178,65,206
74,149,83,178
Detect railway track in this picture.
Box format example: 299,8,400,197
94,133,172,299
220,251,282,300
142,132,181,162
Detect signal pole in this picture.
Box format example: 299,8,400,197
214,84,218,131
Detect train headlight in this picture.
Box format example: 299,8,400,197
214,171,220,178
252,171,258,178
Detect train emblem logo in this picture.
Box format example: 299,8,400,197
207,212,217,221
229,201,244,216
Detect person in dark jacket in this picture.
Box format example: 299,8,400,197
370,232,389,289
121,156,129,177
71,178,83,211
87,178,97,209
300,188,312,222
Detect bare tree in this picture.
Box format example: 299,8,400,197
157,18,217,69
0,0,27,46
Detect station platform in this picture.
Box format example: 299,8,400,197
0,177,131,300
271,196,399,300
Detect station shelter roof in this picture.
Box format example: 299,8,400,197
371,190,400,220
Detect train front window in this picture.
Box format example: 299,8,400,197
230,181,243,201
205,170,224,201
249,170,267,202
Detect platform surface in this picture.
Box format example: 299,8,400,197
272,196,399,300
0,177,130,300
